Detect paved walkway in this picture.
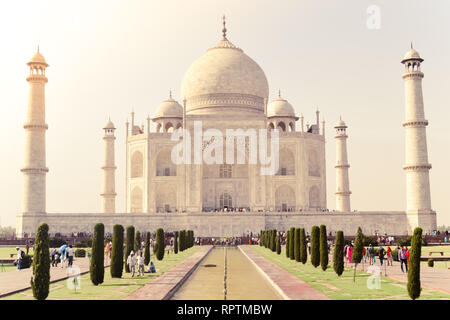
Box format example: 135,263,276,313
239,246,329,300
352,258,450,295
0,257,109,298
124,246,213,300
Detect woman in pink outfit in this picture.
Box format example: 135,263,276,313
347,245,353,264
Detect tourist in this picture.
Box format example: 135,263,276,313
368,244,374,265
398,246,408,272
137,252,145,276
147,261,156,273
344,244,348,264
60,246,66,268
307,241,311,255
54,252,60,267
386,246,393,266
365,245,370,263
347,244,353,264
378,246,385,266
362,247,367,263
50,248,56,266
405,248,410,266
16,247,23,271
68,245,74,267
127,251,136,277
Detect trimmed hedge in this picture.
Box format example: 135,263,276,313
90,223,105,286
320,225,328,271
155,228,165,261
110,224,124,278
333,231,345,276
134,231,141,253
294,228,300,262
74,249,86,258
407,227,422,300
174,231,179,254
276,234,281,254
144,232,151,265
310,226,320,268
125,226,135,273
285,230,290,258
289,227,295,260
352,227,364,264
300,228,307,264
427,259,434,267
31,223,50,300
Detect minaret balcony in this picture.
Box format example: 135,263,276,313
402,120,428,127
403,164,431,171
23,123,48,130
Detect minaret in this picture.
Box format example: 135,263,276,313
334,118,351,212
401,46,436,234
21,48,49,215
101,119,117,213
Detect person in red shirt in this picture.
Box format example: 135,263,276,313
386,246,393,266
405,248,410,265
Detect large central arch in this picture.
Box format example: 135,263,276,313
275,185,295,212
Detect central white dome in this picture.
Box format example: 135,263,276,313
181,35,269,115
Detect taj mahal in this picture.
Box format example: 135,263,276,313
16,19,437,238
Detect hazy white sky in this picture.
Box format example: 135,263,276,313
0,0,449,227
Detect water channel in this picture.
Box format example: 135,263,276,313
171,246,282,300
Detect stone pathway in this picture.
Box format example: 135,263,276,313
352,259,450,295
0,257,108,298
239,246,329,300
124,246,213,300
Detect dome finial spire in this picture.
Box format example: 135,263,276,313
222,15,227,39
411,41,413,49
169,89,172,99
278,89,281,98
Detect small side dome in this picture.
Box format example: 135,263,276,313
335,118,347,128
401,48,423,63
154,95,183,119
28,47,48,66
267,93,296,118
104,119,115,129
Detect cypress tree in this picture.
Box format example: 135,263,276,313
294,228,301,262
90,223,105,285
144,232,151,265
276,234,281,254
285,230,290,258
125,226,135,272
310,226,320,268
333,231,345,276
320,225,328,271
352,226,364,282
134,231,141,253
300,228,307,264
179,230,185,251
186,230,190,249
31,223,50,300
110,224,124,278
272,230,277,252
155,228,165,260
260,230,263,246
407,227,422,300
289,227,295,260
174,231,179,254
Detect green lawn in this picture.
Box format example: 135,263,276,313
251,246,450,300
2,246,200,300
0,246,34,259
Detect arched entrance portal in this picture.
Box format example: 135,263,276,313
219,192,232,210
